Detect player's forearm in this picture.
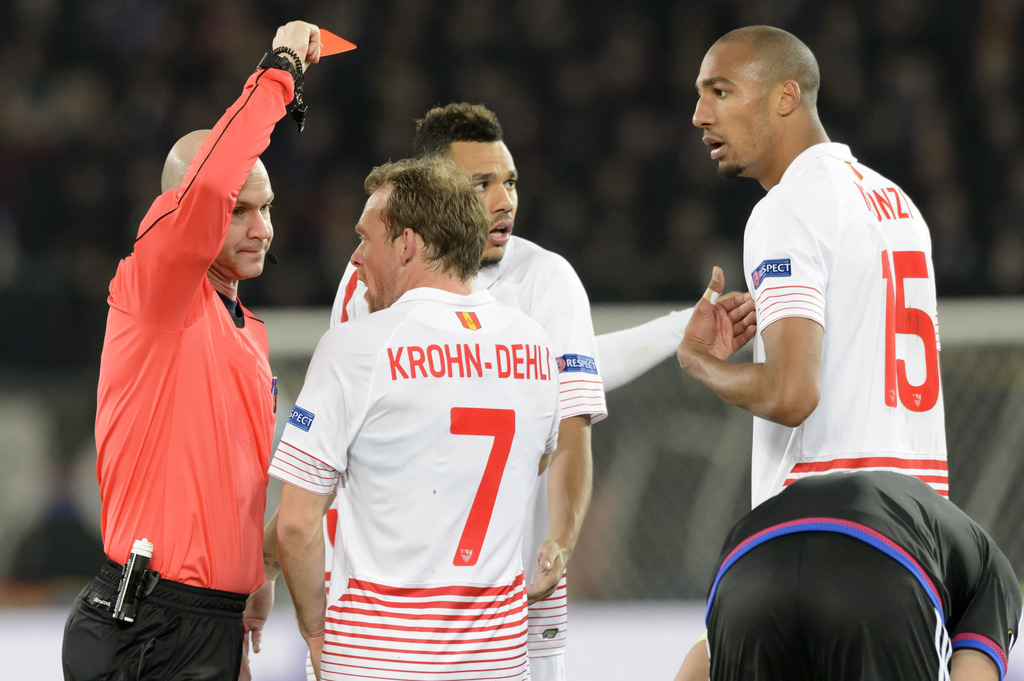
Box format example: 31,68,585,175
277,489,329,641
262,508,282,581
677,339,817,427
949,649,1000,681
676,347,777,417
597,308,694,391
674,638,710,681
280,550,326,644
278,539,327,642
545,416,593,559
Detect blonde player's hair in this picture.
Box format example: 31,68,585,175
365,157,489,282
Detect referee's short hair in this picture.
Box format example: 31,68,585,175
365,156,488,282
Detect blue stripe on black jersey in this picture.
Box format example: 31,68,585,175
704,517,944,626
952,633,1007,679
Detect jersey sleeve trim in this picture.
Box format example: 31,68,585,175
558,377,607,423
755,285,825,330
269,440,339,494
951,633,1008,680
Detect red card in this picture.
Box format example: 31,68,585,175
320,29,356,56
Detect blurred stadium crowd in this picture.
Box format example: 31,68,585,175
3,0,1024,372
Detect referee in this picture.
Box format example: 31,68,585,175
61,21,321,680
702,471,1021,681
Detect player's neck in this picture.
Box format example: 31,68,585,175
407,270,473,298
759,125,830,191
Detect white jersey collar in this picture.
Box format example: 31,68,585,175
779,142,855,185
391,287,495,309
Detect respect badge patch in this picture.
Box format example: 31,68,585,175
556,353,598,375
751,258,792,290
288,405,315,432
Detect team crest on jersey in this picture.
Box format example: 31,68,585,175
751,258,792,290
556,353,598,375
288,405,315,432
456,311,482,331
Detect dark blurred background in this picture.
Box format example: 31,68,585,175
1,0,1023,602
4,0,1023,372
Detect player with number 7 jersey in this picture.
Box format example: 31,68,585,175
270,288,560,680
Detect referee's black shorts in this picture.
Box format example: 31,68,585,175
707,532,947,681
62,560,247,681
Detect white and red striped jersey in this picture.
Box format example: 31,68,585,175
333,235,607,662
744,143,947,506
270,287,561,680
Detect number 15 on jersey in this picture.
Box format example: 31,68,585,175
881,249,939,412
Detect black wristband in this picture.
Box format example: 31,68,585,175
257,51,299,85
256,50,307,132
271,46,304,78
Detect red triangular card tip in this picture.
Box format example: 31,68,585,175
320,29,356,56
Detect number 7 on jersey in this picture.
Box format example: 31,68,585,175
450,407,516,566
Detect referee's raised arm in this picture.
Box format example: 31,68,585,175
60,20,335,681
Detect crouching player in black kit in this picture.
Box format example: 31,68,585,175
697,472,1021,681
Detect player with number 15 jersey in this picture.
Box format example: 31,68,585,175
744,143,947,506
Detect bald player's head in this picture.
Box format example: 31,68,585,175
714,26,821,110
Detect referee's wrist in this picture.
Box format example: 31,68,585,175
257,51,301,87
271,46,304,77
256,50,308,132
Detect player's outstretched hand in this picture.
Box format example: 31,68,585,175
272,21,322,72
526,539,568,605
678,266,756,370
